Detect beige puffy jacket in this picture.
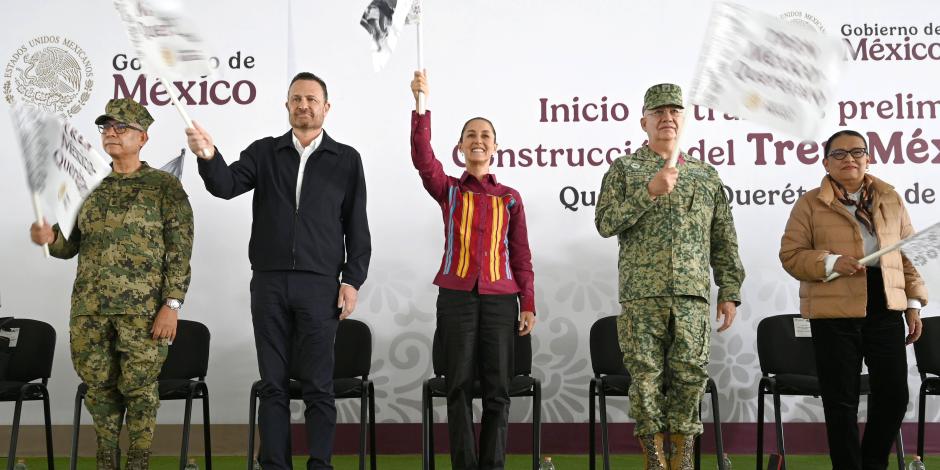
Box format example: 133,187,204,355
779,175,928,318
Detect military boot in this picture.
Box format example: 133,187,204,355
95,447,121,470
125,449,151,470
668,433,695,470
638,433,668,470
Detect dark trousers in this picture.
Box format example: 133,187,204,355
810,268,909,470
437,287,518,470
251,271,340,470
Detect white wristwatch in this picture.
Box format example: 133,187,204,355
165,298,182,312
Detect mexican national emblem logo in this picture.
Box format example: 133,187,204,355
779,10,827,34
4,35,94,117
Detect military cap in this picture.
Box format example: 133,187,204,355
643,83,684,111
94,98,154,131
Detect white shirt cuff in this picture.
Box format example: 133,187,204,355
824,254,841,277
908,299,923,309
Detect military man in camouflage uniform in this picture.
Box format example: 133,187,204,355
595,84,744,470
30,98,193,470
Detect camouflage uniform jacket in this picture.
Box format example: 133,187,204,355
49,162,194,317
595,145,744,303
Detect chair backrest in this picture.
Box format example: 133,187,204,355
756,314,817,376
332,319,372,379
288,318,373,380
1,318,56,382
158,319,210,381
590,315,629,377
914,316,940,376
432,324,533,377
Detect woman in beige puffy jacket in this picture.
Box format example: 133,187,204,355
779,129,927,470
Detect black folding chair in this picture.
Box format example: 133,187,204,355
914,316,940,462
421,326,541,470
586,315,726,470
755,314,904,470
247,318,376,470
70,319,211,470
0,318,56,470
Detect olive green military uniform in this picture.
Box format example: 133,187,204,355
48,99,194,453
595,86,744,437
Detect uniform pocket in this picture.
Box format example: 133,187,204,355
691,181,715,214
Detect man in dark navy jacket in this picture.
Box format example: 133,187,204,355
186,72,370,470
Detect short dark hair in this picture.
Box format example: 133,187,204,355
288,72,328,102
824,129,867,158
459,117,496,142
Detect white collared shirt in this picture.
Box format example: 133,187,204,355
290,130,353,291
292,131,322,207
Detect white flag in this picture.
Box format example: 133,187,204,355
688,2,846,140
404,0,421,26
900,222,940,299
10,103,111,239
112,0,212,81
159,149,186,180
360,0,419,71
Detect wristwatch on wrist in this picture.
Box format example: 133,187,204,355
165,298,182,311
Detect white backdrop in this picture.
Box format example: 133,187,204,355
1,0,938,427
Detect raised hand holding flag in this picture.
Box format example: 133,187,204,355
10,103,111,255
112,0,214,158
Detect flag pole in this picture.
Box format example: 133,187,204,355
156,76,213,159
824,240,905,282
416,3,426,115
823,219,940,282
32,192,49,258
665,104,683,168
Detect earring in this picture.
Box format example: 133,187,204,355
459,151,466,160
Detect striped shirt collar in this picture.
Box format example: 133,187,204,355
459,171,499,187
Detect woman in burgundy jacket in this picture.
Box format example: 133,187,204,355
409,70,537,470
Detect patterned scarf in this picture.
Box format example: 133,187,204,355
830,176,875,235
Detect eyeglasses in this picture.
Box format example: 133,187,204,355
827,148,868,160
97,122,142,134
644,108,684,119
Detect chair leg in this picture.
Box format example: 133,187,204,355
247,383,259,470
422,382,431,470
588,379,597,470
895,430,905,470
599,388,611,470
201,385,212,470
756,387,765,470
773,392,786,470
533,381,542,470
8,397,24,470
694,400,702,470
368,382,377,470
710,382,726,470
43,387,54,470
918,383,927,462
70,385,85,470
180,395,194,470
359,384,367,470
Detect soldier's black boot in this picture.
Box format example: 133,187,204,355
95,447,121,470
668,433,695,470
638,433,668,470
125,449,151,470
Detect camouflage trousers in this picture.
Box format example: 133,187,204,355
70,315,168,451
617,296,710,436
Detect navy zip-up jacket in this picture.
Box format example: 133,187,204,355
197,129,371,288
